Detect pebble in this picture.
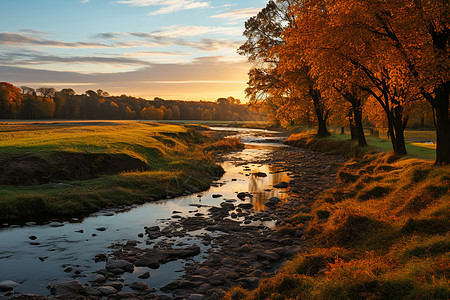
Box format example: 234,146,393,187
0,280,18,292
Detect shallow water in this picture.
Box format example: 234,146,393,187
0,128,290,296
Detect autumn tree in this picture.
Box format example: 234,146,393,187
307,0,449,161
0,82,22,118
36,87,56,99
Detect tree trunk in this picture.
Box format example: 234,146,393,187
393,121,407,156
435,84,450,164
349,109,357,140
316,108,330,137
341,127,345,134
311,89,330,138
352,104,368,147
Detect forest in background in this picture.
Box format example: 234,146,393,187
0,82,265,121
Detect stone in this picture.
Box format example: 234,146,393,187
253,172,267,177
107,282,123,291
273,182,289,188
97,286,117,295
138,271,151,279
196,283,213,294
194,267,213,277
110,268,124,275
220,202,235,210
96,227,107,231
48,222,64,227
212,194,222,198
237,203,253,209
239,277,260,288
146,226,160,231
88,274,106,283
85,287,102,296
0,280,18,292
105,259,134,272
225,271,240,280
268,197,281,204
130,281,149,290
50,280,85,296
208,274,225,286
236,192,247,200
188,294,205,300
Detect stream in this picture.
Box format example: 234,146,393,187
0,128,291,298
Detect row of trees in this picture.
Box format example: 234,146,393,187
240,0,448,164
0,82,265,121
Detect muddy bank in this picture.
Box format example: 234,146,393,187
0,152,149,185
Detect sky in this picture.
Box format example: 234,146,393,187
0,0,267,101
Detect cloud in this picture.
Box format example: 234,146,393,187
19,29,51,38
211,7,261,21
0,32,110,48
1,56,250,100
176,38,241,51
150,25,241,38
117,0,210,15
80,0,90,3
0,32,155,49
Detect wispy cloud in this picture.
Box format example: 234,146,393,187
117,0,209,15
0,32,155,49
0,32,109,48
150,25,241,38
80,0,90,3
211,7,261,21
177,38,241,51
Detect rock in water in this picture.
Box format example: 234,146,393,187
253,172,267,177
273,182,289,188
105,259,134,272
0,280,18,292
236,192,247,200
50,280,85,296
130,281,149,290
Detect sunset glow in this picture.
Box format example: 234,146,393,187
0,0,266,101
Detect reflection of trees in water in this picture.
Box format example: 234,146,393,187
249,166,290,211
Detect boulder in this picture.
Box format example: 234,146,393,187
105,259,134,272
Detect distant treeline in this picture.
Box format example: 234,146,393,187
0,82,265,121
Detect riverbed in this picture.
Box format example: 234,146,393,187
0,128,294,298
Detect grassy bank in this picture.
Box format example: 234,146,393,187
0,121,226,221
227,136,449,299
285,132,436,161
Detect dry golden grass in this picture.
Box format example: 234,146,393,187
225,152,449,299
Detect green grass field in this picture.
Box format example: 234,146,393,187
0,121,225,221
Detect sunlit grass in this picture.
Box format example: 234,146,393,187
0,122,224,220
225,149,449,299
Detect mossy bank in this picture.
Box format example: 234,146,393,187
0,121,227,222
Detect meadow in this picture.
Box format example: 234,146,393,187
0,121,226,221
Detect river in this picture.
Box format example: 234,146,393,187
0,127,291,297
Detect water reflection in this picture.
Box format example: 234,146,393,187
0,128,291,297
